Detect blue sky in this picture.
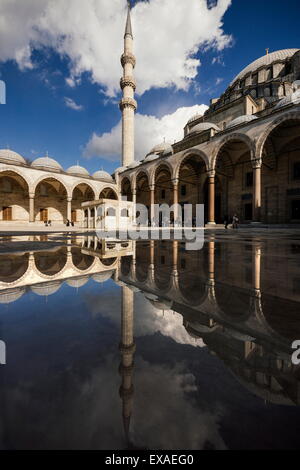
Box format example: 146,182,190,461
0,0,299,175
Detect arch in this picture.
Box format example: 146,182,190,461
0,170,30,222
72,182,95,224
34,177,69,224
71,180,96,198
120,177,133,201
174,149,209,180
0,253,29,284
99,187,118,200
212,133,255,170
34,248,68,278
256,111,300,159
150,160,174,187
33,174,71,198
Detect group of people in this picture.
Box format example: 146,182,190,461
66,219,75,227
224,214,239,229
44,220,52,227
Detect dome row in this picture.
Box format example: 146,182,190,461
0,150,113,182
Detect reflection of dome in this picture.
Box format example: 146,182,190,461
275,89,300,109
144,153,159,162
0,149,26,166
149,142,172,155
32,156,62,172
188,122,220,135
93,170,113,181
127,285,141,293
231,49,299,85
0,288,26,304
31,282,62,296
227,115,258,129
67,165,90,177
66,276,89,288
225,327,255,342
92,271,114,283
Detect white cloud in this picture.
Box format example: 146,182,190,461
84,103,208,161
0,0,232,97
64,97,84,111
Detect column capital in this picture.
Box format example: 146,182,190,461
29,193,35,199
67,197,72,202
172,178,179,187
252,157,262,169
149,184,155,191
208,169,216,178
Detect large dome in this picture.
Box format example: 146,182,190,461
32,156,62,172
227,115,258,129
231,49,299,86
0,149,26,166
67,165,90,177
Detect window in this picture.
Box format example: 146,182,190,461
246,171,253,187
71,210,77,223
244,203,253,221
293,162,300,180
181,185,187,196
121,208,129,217
161,256,165,265
252,73,258,85
161,189,166,200
106,208,116,217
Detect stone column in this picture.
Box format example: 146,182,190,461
173,179,179,225
150,184,155,226
67,197,72,222
132,188,136,226
253,244,261,293
207,171,216,225
252,158,262,223
29,193,35,223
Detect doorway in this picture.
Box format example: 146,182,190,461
2,206,12,221
40,208,48,222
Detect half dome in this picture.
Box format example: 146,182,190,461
93,170,113,181
31,281,62,297
231,49,299,86
227,114,258,129
66,276,89,288
67,165,90,177
275,88,300,109
144,153,159,162
188,122,220,135
0,149,26,166
32,156,62,172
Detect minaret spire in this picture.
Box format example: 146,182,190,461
119,0,137,167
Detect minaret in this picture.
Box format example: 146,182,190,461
119,285,135,448
120,1,137,167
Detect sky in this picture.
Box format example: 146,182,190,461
0,0,299,175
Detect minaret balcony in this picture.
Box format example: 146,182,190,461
120,76,136,91
121,52,136,68
119,97,137,111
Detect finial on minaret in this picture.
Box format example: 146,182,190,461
125,1,133,38
266,48,269,56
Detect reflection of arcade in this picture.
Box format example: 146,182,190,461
0,237,133,303
118,239,300,407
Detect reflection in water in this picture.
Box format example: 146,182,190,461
0,234,300,449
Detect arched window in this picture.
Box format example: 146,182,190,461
107,208,116,217
121,208,129,218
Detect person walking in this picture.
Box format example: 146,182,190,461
224,215,229,229
232,214,239,229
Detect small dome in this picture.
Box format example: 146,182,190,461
187,113,203,125
67,165,90,177
188,122,220,135
93,170,113,181
275,88,300,109
227,115,258,129
31,282,62,297
114,166,127,174
0,149,26,166
32,156,62,172
144,153,159,162
92,271,114,283
128,161,141,169
149,141,172,155
0,288,26,304
144,293,172,310
66,276,89,288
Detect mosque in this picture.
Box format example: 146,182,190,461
0,5,300,227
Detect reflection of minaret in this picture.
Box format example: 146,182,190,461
207,239,216,301
120,1,137,167
119,285,135,448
